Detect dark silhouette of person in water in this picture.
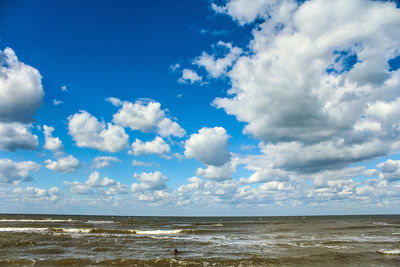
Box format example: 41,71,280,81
173,248,178,255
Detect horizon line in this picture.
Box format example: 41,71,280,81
1,212,399,218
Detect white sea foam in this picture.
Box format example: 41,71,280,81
373,222,397,226
325,245,349,250
0,226,183,236
0,219,75,223
0,227,96,234
335,235,399,243
377,249,400,255
391,233,400,235
285,242,350,250
0,227,48,233
86,220,116,224
51,228,92,233
135,229,183,235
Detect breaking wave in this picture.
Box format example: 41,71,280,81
85,220,117,224
0,227,48,233
377,249,400,255
0,227,185,235
134,229,183,235
0,219,75,223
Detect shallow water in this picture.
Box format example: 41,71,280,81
0,214,399,266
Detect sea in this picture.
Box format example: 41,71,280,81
0,214,399,266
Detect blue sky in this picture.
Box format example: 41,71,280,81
0,0,400,216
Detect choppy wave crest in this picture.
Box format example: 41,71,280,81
49,228,93,233
0,227,186,236
86,220,117,224
377,249,400,255
135,229,183,235
0,219,75,223
0,227,48,233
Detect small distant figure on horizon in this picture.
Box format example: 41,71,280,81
173,248,178,255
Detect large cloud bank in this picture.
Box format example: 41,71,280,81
0,48,44,123
0,48,43,151
209,0,400,175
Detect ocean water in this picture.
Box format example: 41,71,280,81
0,214,399,266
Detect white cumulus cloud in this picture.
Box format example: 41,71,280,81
210,0,400,176
195,41,242,78
212,0,295,25
43,125,63,151
0,48,42,152
85,171,115,187
184,127,231,166
378,159,400,182
0,47,44,123
178,69,203,84
129,136,170,156
111,98,185,138
12,186,59,202
195,158,239,181
0,122,38,151
157,118,186,138
113,100,164,132
91,156,121,169
64,171,127,195
132,171,167,191
68,110,129,153
0,158,40,185
45,155,80,174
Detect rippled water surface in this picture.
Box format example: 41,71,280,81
0,214,399,266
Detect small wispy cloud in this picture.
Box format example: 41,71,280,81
178,69,204,85
169,63,180,72
105,97,123,107
53,99,63,106
132,160,154,167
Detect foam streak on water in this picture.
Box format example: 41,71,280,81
135,229,183,235
0,214,399,266
0,219,75,222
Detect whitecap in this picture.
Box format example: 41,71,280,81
373,222,397,226
135,229,183,235
325,245,349,250
0,227,48,233
50,228,92,233
86,220,116,224
377,249,400,255
0,219,75,223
